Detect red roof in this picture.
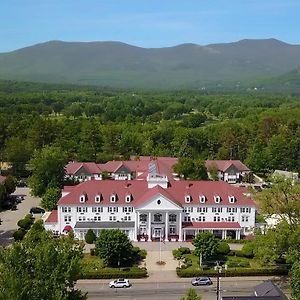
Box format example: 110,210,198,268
0,175,6,184
65,162,102,175
58,179,255,207
205,160,250,172
182,222,241,229
45,210,58,223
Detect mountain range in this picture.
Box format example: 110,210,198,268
0,39,299,90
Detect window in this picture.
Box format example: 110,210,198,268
78,216,86,222
108,206,118,213
183,207,193,213
227,207,238,213
79,194,87,203
228,216,235,222
109,216,116,221
92,207,103,213
241,207,251,213
185,195,192,203
124,216,131,221
199,195,206,203
95,194,102,203
77,207,88,213
64,216,71,222
169,214,177,222
242,216,249,222
154,213,162,222
198,216,206,222
197,207,208,213
228,195,236,203
184,216,191,222
140,214,147,222
214,195,221,203
62,207,71,213
123,206,133,213
212,207,222,213
213,216,221,222
125,194,132,203
94,216,101,221
110,194,117,203
169,226,176,234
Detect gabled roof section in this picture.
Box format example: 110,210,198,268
44,210,58,223
205,160,250,172
65,162,102,175
254,281,287,299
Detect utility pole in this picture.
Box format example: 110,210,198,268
215,261,222,300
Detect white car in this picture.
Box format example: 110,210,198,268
109,278,131,288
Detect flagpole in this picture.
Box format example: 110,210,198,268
159,234,162,262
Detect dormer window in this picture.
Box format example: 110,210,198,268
125,194,132,203
228,195,236,203
214,195,221,203
80,193,87,203
95,194,102,203
185,195,192,203
199,195,206,203
110,193,117,203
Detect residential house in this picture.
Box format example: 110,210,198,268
65,162,102,182
205,160,250,184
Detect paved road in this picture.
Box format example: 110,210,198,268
0,187,41,246
77,277,289,300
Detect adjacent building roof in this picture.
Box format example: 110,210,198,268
205,160,250,172
74,221,135,229
65,162,102,175
0,175,6,184
44,210,58,223
254,281,287,299
58,179,256,208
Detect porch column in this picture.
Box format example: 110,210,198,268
236,229,241,240
178,212,182,241
147,212,152,241
133,211,139,242
222,229,227,240
165,212,169,242
183,229,186,241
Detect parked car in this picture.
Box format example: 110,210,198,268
109,278,131,288
30,207,45,214
191,277,212,286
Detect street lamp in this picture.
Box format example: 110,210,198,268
214,261,222,300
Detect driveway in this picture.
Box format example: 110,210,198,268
0,187,41,246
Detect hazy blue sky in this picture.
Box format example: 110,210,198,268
1,0,300,52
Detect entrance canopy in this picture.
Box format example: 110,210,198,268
182,222,241,230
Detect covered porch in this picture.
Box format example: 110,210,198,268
182,222,242,241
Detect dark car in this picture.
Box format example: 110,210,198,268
191,277,213,286
30,207,45,214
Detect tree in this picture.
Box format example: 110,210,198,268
41,187,62,211
3,175,17,195
85,229,96,244
256,177,300,226
28,146,67,197
192,232,219,264
95,229,133,267
290,260,300,300
181,288,202,300
207,163,219,181
0,220,86,300
173,158,208,180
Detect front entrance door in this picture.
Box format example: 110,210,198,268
153,228,162,239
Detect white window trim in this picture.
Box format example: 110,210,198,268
199,195,206,203
214,195,221,203
228,195,236,203
95,194,102,203
185,195,191,203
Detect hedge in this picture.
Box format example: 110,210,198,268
176,267,288,278
80,267,148,279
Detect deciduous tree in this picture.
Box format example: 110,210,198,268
41,187,62,211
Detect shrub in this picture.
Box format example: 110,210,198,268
242,242,255,258
17,217,34,230
85,229,96,244
132,246,147,261
13,228,26,241
80,267,148,279
218,241,230,255
90,248,95,256
173,247,191,259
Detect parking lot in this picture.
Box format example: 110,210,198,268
0,187,41,246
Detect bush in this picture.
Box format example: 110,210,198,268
177,266,289,278
242,242,255,258
90,248,95,256
85,229,96,244
132,246,147,261
13,228,26,241
80,267,148,279
218,241,230,255
173,247,191,259
17,217,34,230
